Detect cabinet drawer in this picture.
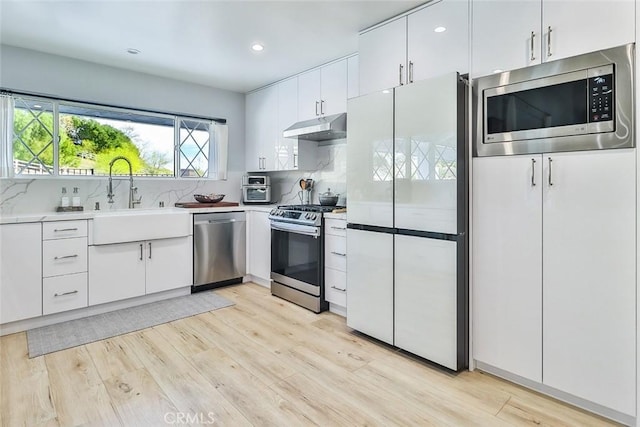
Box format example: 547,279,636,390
325,235,346,271
325,219,347,237
43,220,88,240
325,267,346,307
43,272,88,315
43,237,88,277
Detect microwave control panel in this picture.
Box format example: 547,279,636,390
589,73,614,123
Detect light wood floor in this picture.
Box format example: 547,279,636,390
0,282,618,426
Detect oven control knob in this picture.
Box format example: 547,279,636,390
310,213,317,220
270,209,276,215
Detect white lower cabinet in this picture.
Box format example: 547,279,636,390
346,228,394,344
145,237,192,294
472,149,635,416
395,235,458,370
0,223,42,324
89,236,191,306
43,237,88,278
541,150,636,416
324,267,346,307
43,272,88,315
247,210,271,284
324,218,347,309
89,241,146,305
472,154,543,382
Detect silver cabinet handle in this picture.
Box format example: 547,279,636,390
140,243,143,260
293,153,298,169
547,26,552,57
54,290,78,297
548,157,553,186
331,251,347,257
399,63,404,85
315,101,320,116
530,31,536,61
54,254,78,260
148,242,152,259
320,100,325,115
54,227,78,232
531,158,537,186
330,226,346,230
409,61,414,83
330,285,346,291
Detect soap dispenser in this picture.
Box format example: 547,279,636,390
72,187,81,207
60,187,69,207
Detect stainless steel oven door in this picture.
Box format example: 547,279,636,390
270,221,322,296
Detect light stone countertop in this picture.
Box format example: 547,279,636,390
324,212,347,220
0,204,279,224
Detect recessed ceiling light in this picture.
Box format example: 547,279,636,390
434,26,447,33
33,104,42,109
126,48,140,55
493,69,504,74
251,43,264,52
382,90,391,94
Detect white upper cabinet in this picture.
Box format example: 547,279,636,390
246,58,351,171
359,1,469,95
298,60,348,120
245,85,278,171
471,0,635,78
359,17,408,95
298,69,321,121
277,77,298,170
320,60,348,116
347,55,359,99
471,0,541,78
408,0,469,82
542,0,635,62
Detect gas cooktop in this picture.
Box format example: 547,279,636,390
277,204,346,213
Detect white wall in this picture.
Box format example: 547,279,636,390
0,45,247,214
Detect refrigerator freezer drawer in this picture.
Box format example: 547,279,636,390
346,228,394,345
394,234,460,370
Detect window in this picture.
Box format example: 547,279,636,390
5,94,226,179
13,97,55,175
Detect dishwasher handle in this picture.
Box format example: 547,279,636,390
205,219,244,224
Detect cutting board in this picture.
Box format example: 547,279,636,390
175,201,240,208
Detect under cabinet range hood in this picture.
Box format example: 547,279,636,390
283,113,347,141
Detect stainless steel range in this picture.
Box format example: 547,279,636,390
269,204,344,313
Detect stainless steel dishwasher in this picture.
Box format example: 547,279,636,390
193,211,246,292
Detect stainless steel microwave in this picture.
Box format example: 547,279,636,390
474,43,634,157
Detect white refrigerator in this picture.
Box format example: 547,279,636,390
346,72,468,371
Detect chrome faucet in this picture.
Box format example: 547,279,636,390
107,156,142,208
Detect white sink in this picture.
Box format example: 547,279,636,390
91,209,191,245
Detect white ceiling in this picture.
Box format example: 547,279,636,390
0,0,425,93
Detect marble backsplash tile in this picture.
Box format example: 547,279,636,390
0,172,244,216
268,142,347,206
0,142,347,216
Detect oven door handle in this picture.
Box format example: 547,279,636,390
270,222,321,238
